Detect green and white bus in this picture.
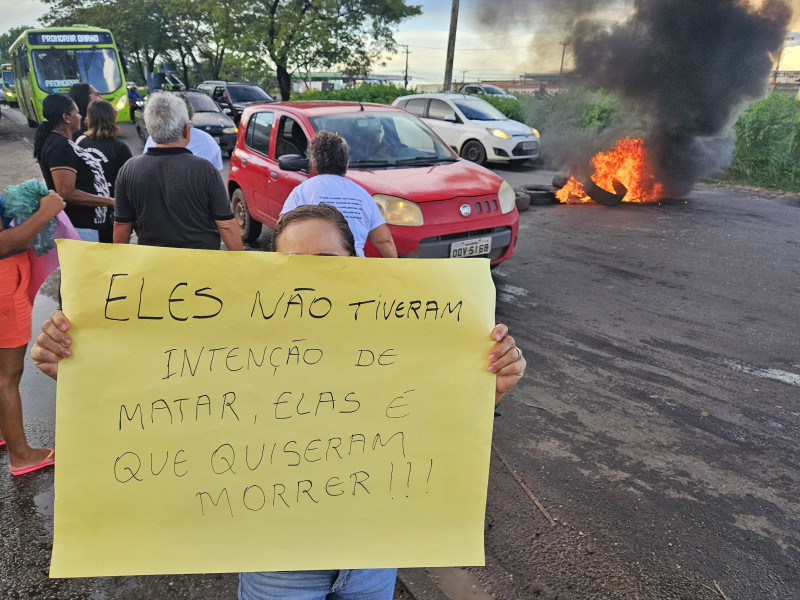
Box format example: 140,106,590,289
9,25,129,127
2,64,17,107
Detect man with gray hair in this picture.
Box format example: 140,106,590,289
142,93,223,170
113,93,242,250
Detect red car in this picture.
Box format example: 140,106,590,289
227,101,519,264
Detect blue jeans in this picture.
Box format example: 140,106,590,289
75,228,99,242
238,569,397,600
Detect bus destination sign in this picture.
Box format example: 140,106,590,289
28,31,114,45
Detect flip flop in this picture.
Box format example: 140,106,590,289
0,440,6,449
11,449,55,476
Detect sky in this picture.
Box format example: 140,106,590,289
4,0,800,86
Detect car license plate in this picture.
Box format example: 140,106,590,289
522,141,536,150
450,237,492,258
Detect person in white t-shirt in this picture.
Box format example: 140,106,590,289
144,93,223,171
279,131,397,258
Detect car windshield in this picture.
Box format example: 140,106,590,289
3,71,13,87
309,111,456,167
31,48,122,94
188,93,222,113
483,85,506,95
228,85,271,103
452,97,508,121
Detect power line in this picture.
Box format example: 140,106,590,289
404,42,560,51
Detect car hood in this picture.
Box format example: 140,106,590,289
233,100,272,109
191,112,235,129
347,160,502,201
470,118,532,135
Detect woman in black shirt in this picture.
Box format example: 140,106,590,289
78,100,133,242
68,82,101,139
33,94,113,242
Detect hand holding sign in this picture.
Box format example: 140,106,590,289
40,213,525,580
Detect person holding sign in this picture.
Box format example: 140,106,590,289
31,204,526,598
280,132,398,259
1,189,65,476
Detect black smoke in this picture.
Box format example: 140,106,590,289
572,0,791,196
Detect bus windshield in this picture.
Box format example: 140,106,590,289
3,71,13,87
32,48,122,93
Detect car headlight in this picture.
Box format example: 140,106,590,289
498,181,516,214
115,95,128,111
223,126,237,134
488,128,512,140
532,127,540,137
373,194,424,226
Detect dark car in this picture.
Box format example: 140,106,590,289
134,90,238,155
195,80,274,124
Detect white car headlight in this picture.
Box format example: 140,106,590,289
498,181,516,214
373,194,424,226
532,127,540,137
488,128,512,140
223,126,237,134
115,95,128,111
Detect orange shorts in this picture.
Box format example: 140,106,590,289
0,253,33,348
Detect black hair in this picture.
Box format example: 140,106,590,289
271,204,356,256
310,131,349,176
69,82,92,119
33,94,75,159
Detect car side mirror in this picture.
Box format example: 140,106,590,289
444,113,458,122
278,154,310,172
221,106,232,115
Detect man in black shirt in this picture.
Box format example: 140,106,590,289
113,93,243,251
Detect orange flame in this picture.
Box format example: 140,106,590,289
556,138,663,204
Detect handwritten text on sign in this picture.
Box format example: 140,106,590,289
50,240,496,577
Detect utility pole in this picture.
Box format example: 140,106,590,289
559,41,568,74
443,0,459,91
401,45,410,89
461,69,467,83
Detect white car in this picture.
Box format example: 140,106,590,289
392,93,540,165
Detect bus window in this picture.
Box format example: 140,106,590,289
32,48,122,93
17,47,29,76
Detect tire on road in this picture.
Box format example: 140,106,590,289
460,139,486,165
515,190,531,212
520,184,559,205
231,188,262,243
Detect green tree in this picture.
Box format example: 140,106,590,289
0,26,34,64
41,0,171,83
240,0,421,101
40,0,240,86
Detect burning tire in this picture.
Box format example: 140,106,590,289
585,179,627,206
552,173,569,189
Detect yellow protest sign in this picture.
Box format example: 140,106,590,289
50,240,496,577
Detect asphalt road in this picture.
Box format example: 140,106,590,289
1,106,799,599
